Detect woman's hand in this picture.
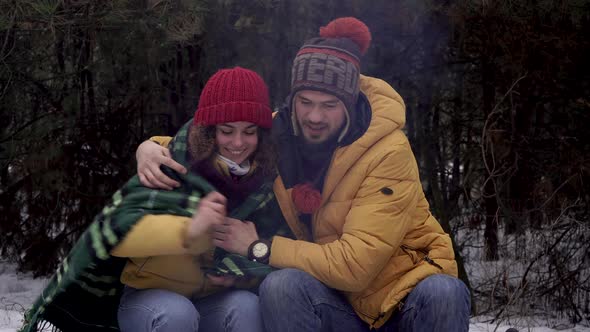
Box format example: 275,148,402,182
212,217,259,256
206,274,237,287
136,140,187,190
185,192,227,243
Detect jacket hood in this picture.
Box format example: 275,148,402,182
354,74,406,148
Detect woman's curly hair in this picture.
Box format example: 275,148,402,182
188,124,276,176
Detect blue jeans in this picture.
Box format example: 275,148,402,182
118,287,263,332
259,268,470,332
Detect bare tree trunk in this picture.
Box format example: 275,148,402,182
482,57,499,261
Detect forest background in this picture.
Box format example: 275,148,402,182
1,0,589,329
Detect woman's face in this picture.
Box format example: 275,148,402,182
215,121,259,164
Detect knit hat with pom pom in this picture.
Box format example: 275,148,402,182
290,17,371,141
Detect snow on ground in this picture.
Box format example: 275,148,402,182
0,262,47,332
0,260,588,332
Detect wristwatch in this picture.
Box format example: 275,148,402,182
247,240,271,264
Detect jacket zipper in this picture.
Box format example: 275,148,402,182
366,300,405,330
400,244,443,270
370,312,385,329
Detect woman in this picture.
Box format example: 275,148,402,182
21,67,284,332
112,66,276,332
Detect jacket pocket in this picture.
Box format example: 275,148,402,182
400,244,443,270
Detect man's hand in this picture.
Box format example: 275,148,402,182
212,217,259,257
186,192,227,243
206,274,237,287
136,140,187,190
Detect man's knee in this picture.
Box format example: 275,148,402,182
415,274,470,310
259,268,316,301
422,274,469,297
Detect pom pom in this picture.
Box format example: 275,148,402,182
319,17,372,55
292,183,322,214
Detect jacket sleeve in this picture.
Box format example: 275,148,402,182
149,136,173,148
110,214,213,257
270,144,420,292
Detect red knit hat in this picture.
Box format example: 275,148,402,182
194,67,272,128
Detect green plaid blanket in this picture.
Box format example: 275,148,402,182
20,120,290,332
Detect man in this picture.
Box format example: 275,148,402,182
138,17,470,331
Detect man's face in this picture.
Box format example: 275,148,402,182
293,90,347,144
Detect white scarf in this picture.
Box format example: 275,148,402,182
216,154,251,176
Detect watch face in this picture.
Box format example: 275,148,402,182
252,242,269,258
